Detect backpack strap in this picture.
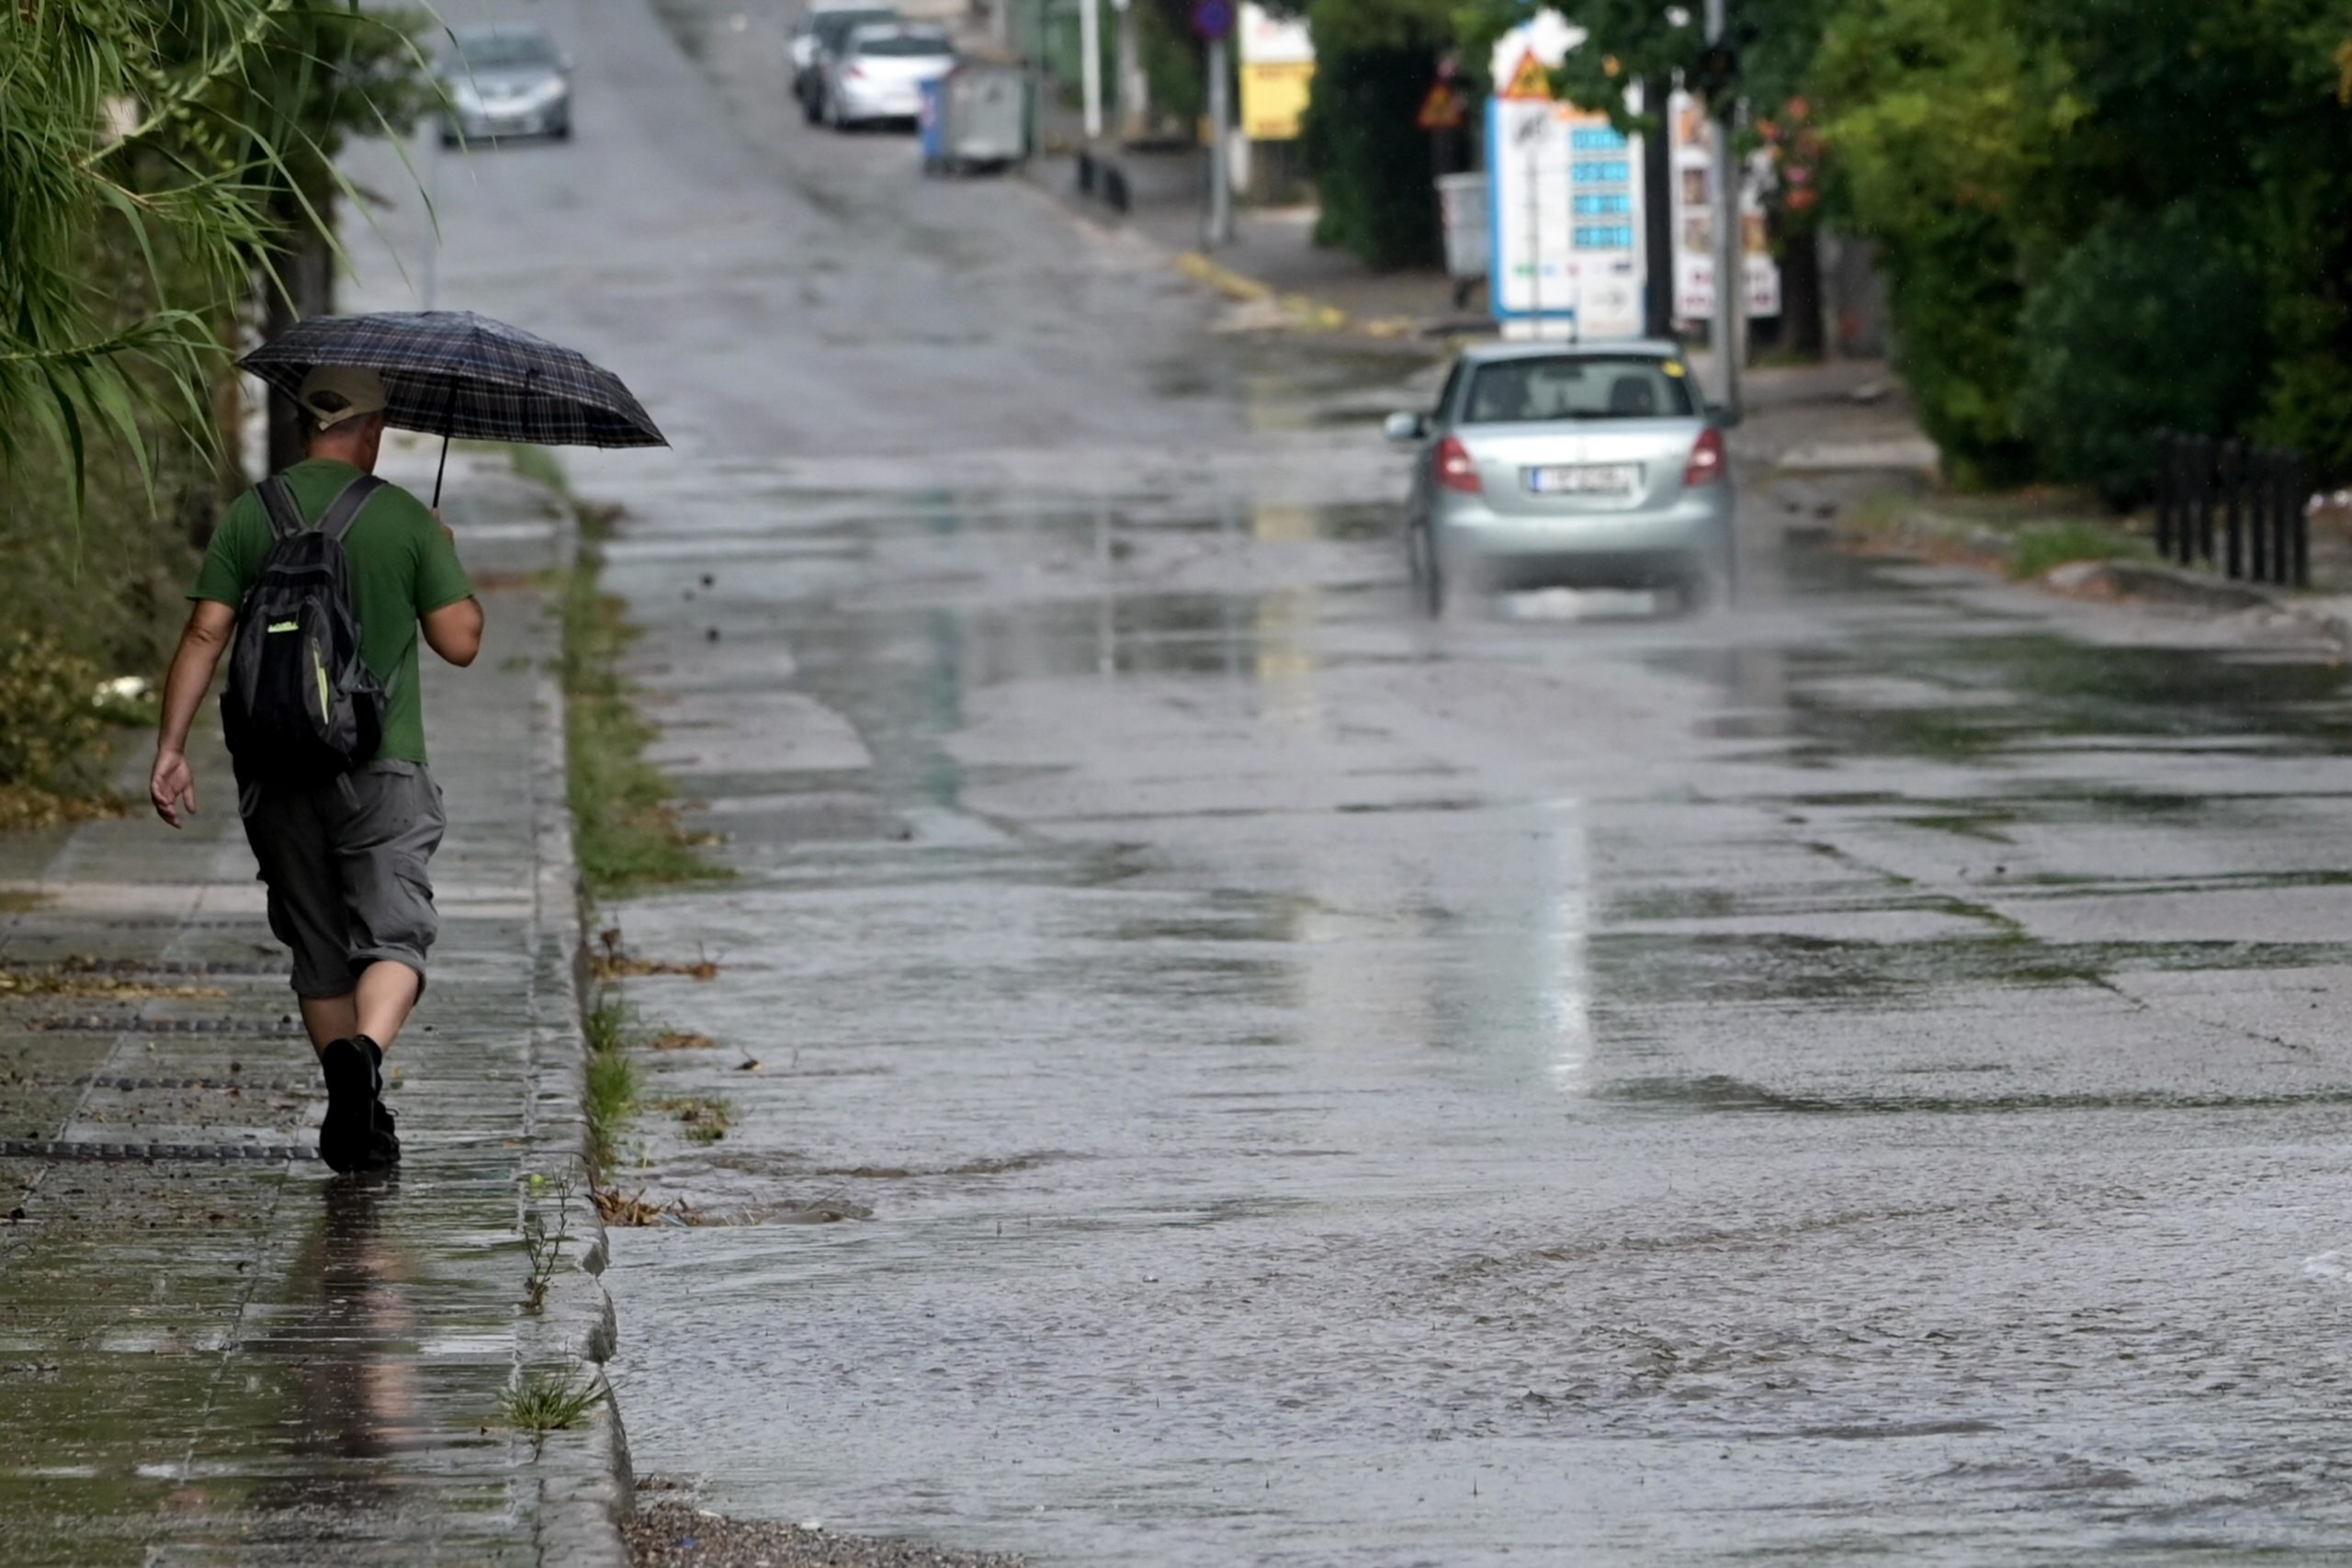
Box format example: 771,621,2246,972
317,474,388,543
256,477,306,543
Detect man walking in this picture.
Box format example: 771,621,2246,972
150,367,484,1172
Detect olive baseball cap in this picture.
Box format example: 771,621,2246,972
295,366,389,430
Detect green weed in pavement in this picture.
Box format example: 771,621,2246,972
654,1094,731,1144
582,990,639,1175
501,1367,606,1433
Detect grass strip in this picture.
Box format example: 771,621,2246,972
560,515,729,900
2006,520,2146,581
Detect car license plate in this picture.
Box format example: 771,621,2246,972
1526,463,1640,495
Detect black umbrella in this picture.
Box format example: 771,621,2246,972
239,310,666,504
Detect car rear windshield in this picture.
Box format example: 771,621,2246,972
855,31,952,54
453,32,558,68
1459,356,1697,423
818,10,899,46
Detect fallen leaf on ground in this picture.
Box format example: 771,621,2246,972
588,954,722,981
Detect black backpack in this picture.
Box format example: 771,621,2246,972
220,474,391,786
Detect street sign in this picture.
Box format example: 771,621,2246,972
1239,3,1315,141
1416,81,1468,130
1499,49,1553,102
1664,88,1781,320
1192,0,1233,41
1487,94,1645,339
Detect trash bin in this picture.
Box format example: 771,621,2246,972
1438,172,1489,284
918,75,950,168
921,62,1027,175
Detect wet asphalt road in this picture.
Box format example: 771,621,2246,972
346,1,2352,1561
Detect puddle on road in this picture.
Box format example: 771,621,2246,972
597,446,2352,1562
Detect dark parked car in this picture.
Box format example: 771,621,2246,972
440,25,573,146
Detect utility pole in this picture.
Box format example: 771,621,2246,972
1205,34,1233,245
1080,0,1102,140
1640,76,1673,339
1704,0,1742,414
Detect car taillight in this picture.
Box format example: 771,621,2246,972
1683,426,1726,488
1436,435,1482,494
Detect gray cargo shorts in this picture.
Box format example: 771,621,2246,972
240,760,447,998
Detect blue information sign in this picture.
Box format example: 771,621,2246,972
1193,0,1233,39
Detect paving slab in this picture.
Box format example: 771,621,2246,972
0,452,628,1567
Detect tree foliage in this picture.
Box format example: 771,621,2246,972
1296,0,1457,268
0,1,433,504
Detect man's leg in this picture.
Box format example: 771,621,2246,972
355,960,424,1048
245,785,394,1171
300,995,361,1053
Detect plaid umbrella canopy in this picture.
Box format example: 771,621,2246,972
239,310,665,502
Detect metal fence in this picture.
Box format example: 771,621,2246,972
2154,433,2309,588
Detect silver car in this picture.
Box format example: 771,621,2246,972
821,24,954,130
795,3,899,121
1385,340,1737,615
439,26,571,146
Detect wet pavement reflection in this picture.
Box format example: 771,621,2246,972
590,434,2352,1564
326,0,2352,1555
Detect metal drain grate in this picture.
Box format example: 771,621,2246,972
25,1015,302,1035
0,1139,311,1161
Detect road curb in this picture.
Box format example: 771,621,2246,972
519,486,636,1567
1830,498,2351,649
2068,558,2352,649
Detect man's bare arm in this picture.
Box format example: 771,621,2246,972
422,596,485,668
151,600,237,828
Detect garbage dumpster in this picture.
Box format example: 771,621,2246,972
920,61,1027,175
1437,172,1489,285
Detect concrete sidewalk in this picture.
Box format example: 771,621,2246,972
0,447,627,1566
1030,141,1486,341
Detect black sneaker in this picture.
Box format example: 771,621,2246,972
319,1036,401,1172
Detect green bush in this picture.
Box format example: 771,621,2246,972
1882,212,2035,490
0,633,107,787
2015,203,2266,505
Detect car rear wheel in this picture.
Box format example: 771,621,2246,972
1407,521,1445,619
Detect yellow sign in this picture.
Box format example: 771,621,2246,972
1415,82,1468,131
1500,50,1553,101
1240,60,1315,141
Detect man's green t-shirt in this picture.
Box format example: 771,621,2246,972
190,458,474,764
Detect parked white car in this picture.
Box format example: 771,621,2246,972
820,24,954,130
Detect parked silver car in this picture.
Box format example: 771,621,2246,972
439,26,571,145
1385,340,1737,615
821,24,954,130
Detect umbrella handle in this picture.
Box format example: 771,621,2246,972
433,431,450,509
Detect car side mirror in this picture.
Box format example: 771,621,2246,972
1384,412,1429,444
1710,402,1744,430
